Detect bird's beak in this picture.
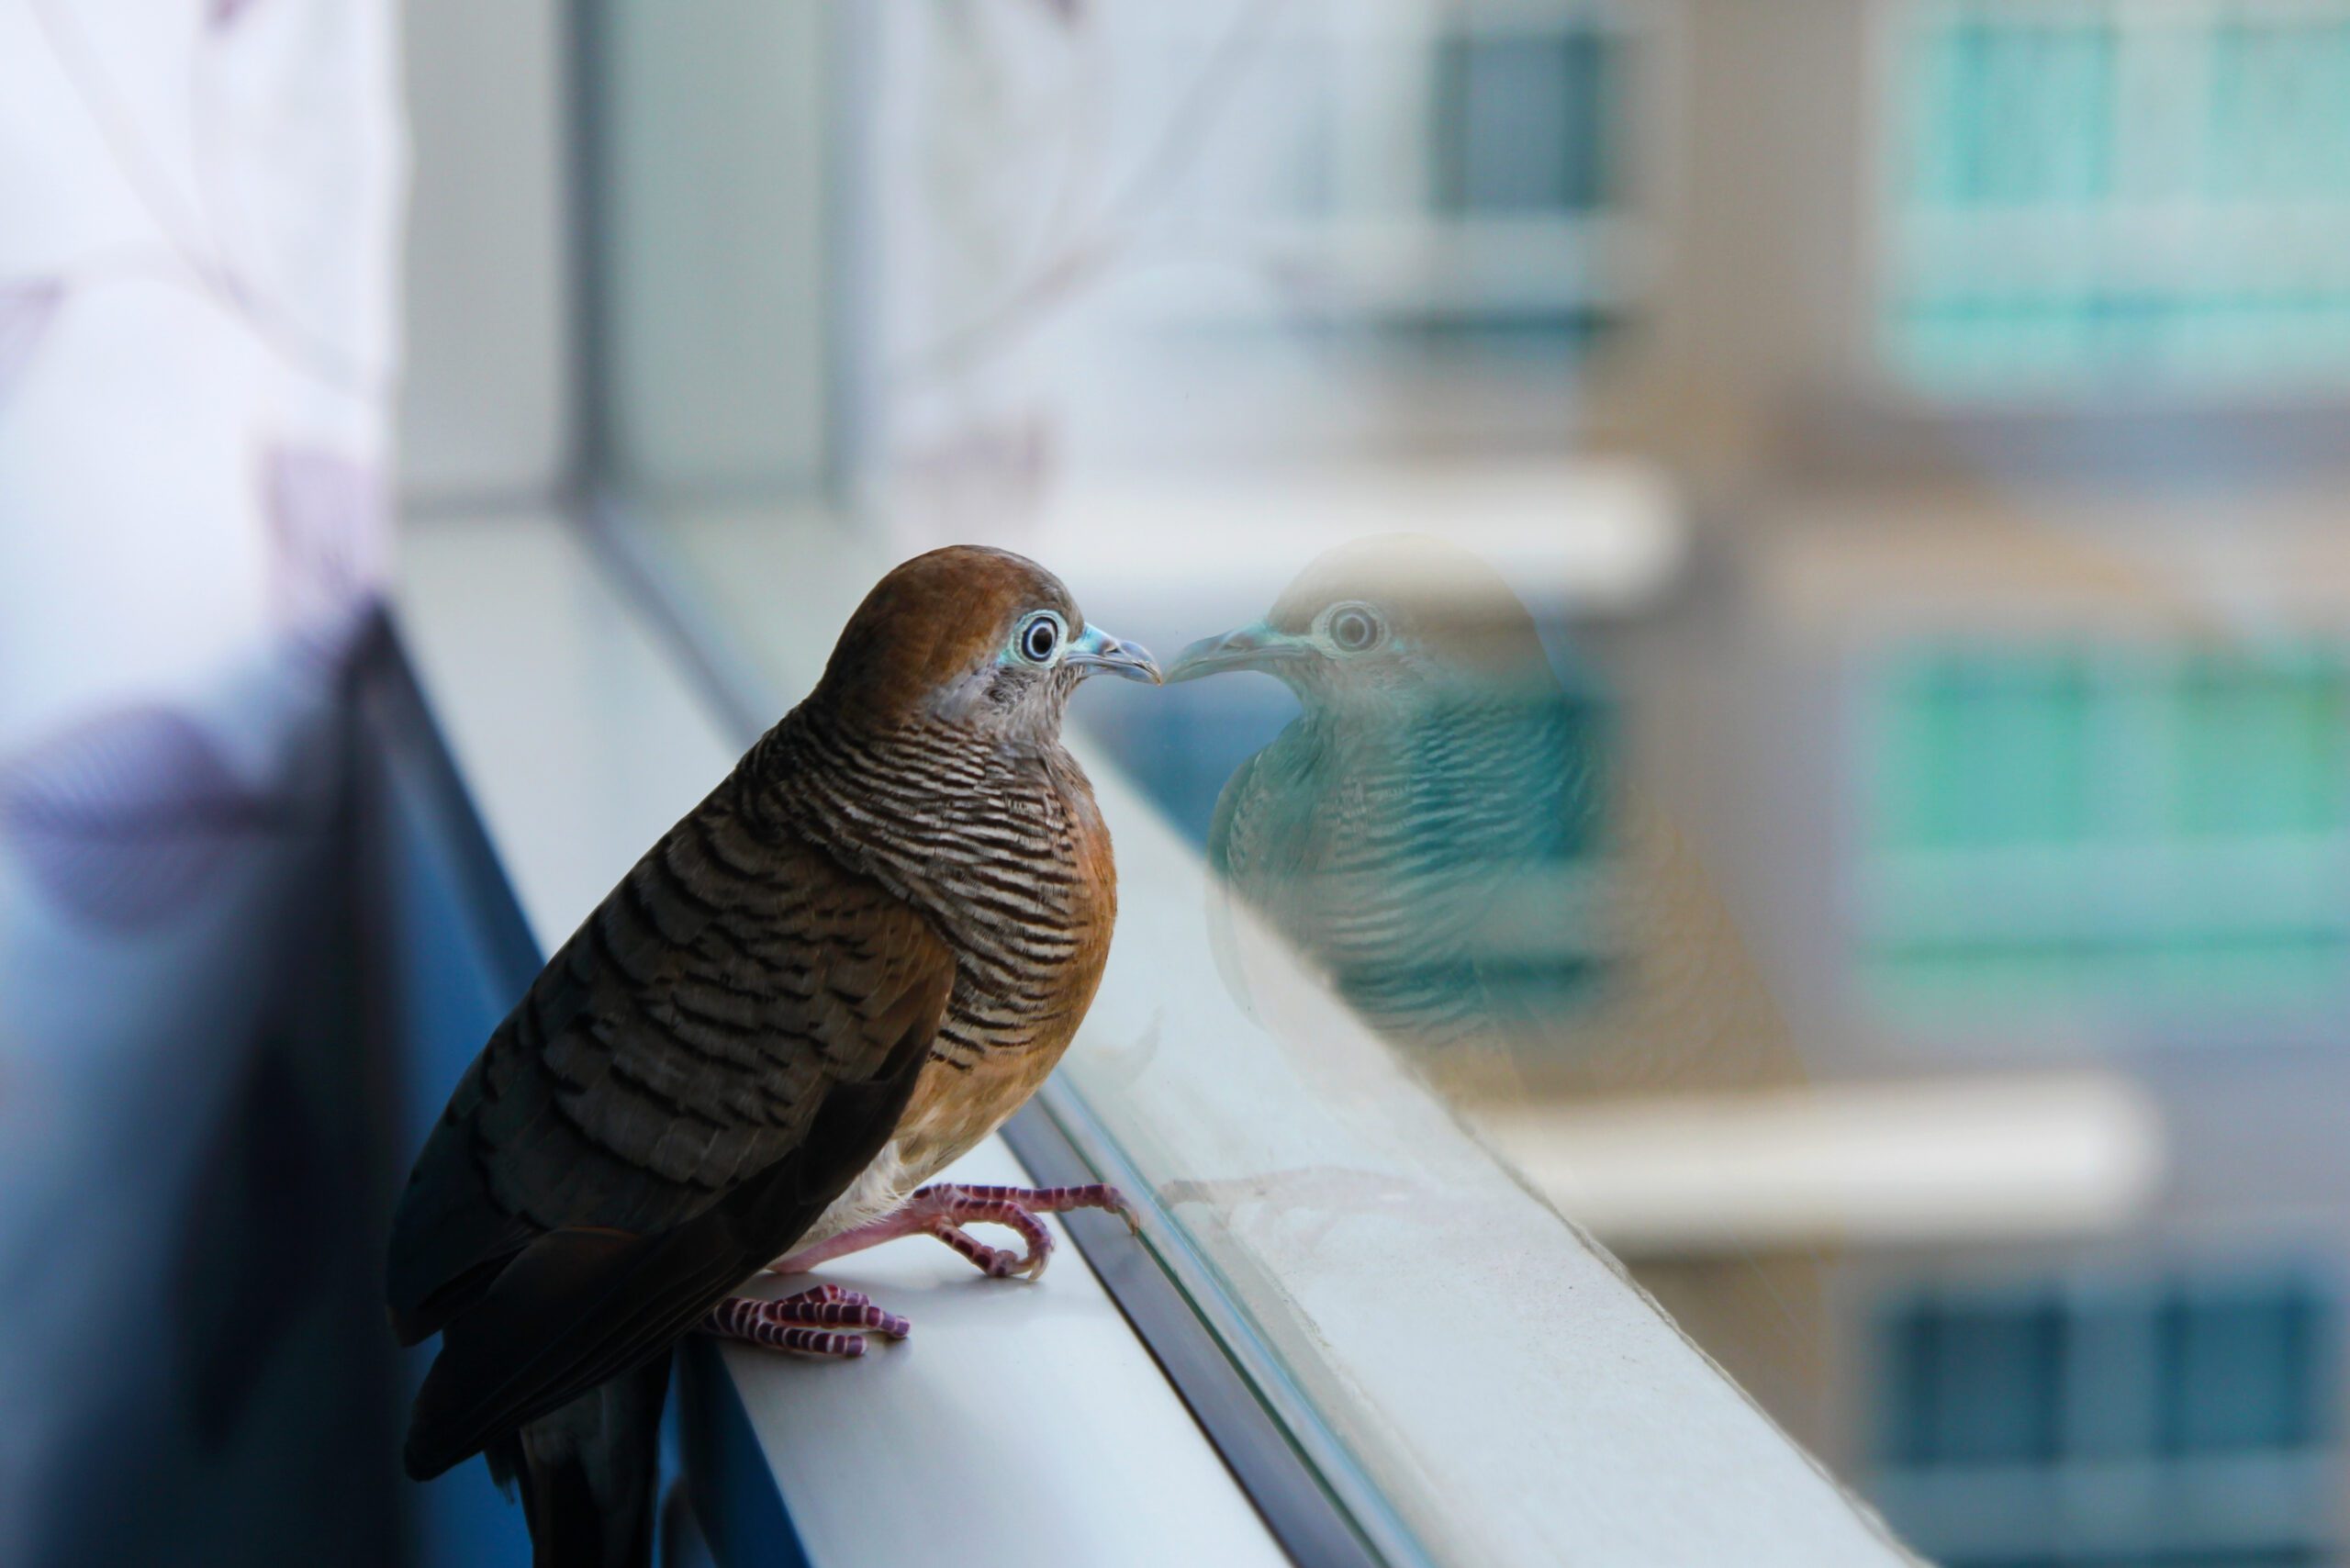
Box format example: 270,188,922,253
1066,623,1163,684
1164,622,1310,684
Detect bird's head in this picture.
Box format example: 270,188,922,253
1165,534,1552,712
814,545,1159,741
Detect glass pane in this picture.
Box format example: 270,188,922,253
546,0,2350,1563
1909,19,2116,207
1866,643,2350,1014
1873,1272,2337,1566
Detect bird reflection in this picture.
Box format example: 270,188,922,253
1167,533,1828,1441
1168,532,1799,1100
1167,534,1608,1081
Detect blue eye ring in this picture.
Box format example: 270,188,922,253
1324,601,1385,654
1015,610,1066,665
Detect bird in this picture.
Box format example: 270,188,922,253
1163,532,1801,1103
386,544,1159,1568
1162,533,1829,1440
1164,534,1611,1086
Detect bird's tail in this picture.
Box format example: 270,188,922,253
485,1353,673,1568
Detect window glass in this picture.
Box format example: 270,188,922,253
567,1,2350,1562
1434,29,1617,217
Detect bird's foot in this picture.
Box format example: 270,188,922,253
766,1182,1134,1282
902,1182,1135,1281
700,1283,910,1359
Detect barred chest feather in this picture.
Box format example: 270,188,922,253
756,708,1118,1245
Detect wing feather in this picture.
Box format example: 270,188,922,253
388,763,954,1473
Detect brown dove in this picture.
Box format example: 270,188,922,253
386,545,1158,1567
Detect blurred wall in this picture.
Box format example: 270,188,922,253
595,0,835,499
396,0,571,509
396,0,838,511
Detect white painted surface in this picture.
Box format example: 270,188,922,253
394,510,1284,1568
729,1137,1284,1568
1479,1071,2166,1255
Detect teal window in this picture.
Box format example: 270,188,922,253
1908,18,2116,208
1864,643,2350,1015
1878,651,2096,849
2172,653,2348,839
1434,29,1617,218
1886,2,2350,394
2208,17,2350,204
1873,1272,2336,1568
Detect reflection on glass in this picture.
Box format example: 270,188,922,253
1162,532,1805,1102
570,0,2350,1560
1160,531,1829,1439
1167,533,1615,1091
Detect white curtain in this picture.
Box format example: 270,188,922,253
0,2,403,1561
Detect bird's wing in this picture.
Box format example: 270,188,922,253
389,783,954,1476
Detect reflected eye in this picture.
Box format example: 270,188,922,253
1017,612,1063,664
1327,603,1383,653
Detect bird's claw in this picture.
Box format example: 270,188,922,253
931,1224,1026,1278
908,1182,1133,1280
702,1283,911,1359
759,1183,1137,1284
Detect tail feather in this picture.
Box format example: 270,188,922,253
489,1353,672,1568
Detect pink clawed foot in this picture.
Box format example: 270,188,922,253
767,1182,1135,1282
700,1283,911,1359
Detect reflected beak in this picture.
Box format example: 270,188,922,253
1164,622,1310,684
1066,623,1163,684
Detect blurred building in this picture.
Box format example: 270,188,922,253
386,1,2350,1562
1038,5,2350,1565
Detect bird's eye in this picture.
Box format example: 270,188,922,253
1327,603,1383,653
1017,612,1063,664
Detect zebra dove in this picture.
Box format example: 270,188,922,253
387,544,1158,1567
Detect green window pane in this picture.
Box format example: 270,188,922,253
2171,653,2348,838
1868,643,2350,1014
1887,10,2350,391
1883,649,2094,848
1909,17,2115,207
2209,20,2350,202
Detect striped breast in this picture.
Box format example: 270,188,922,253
1227,684,1606,1054
752,703,1115,1187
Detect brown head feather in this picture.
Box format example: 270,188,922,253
811,545,1083,728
